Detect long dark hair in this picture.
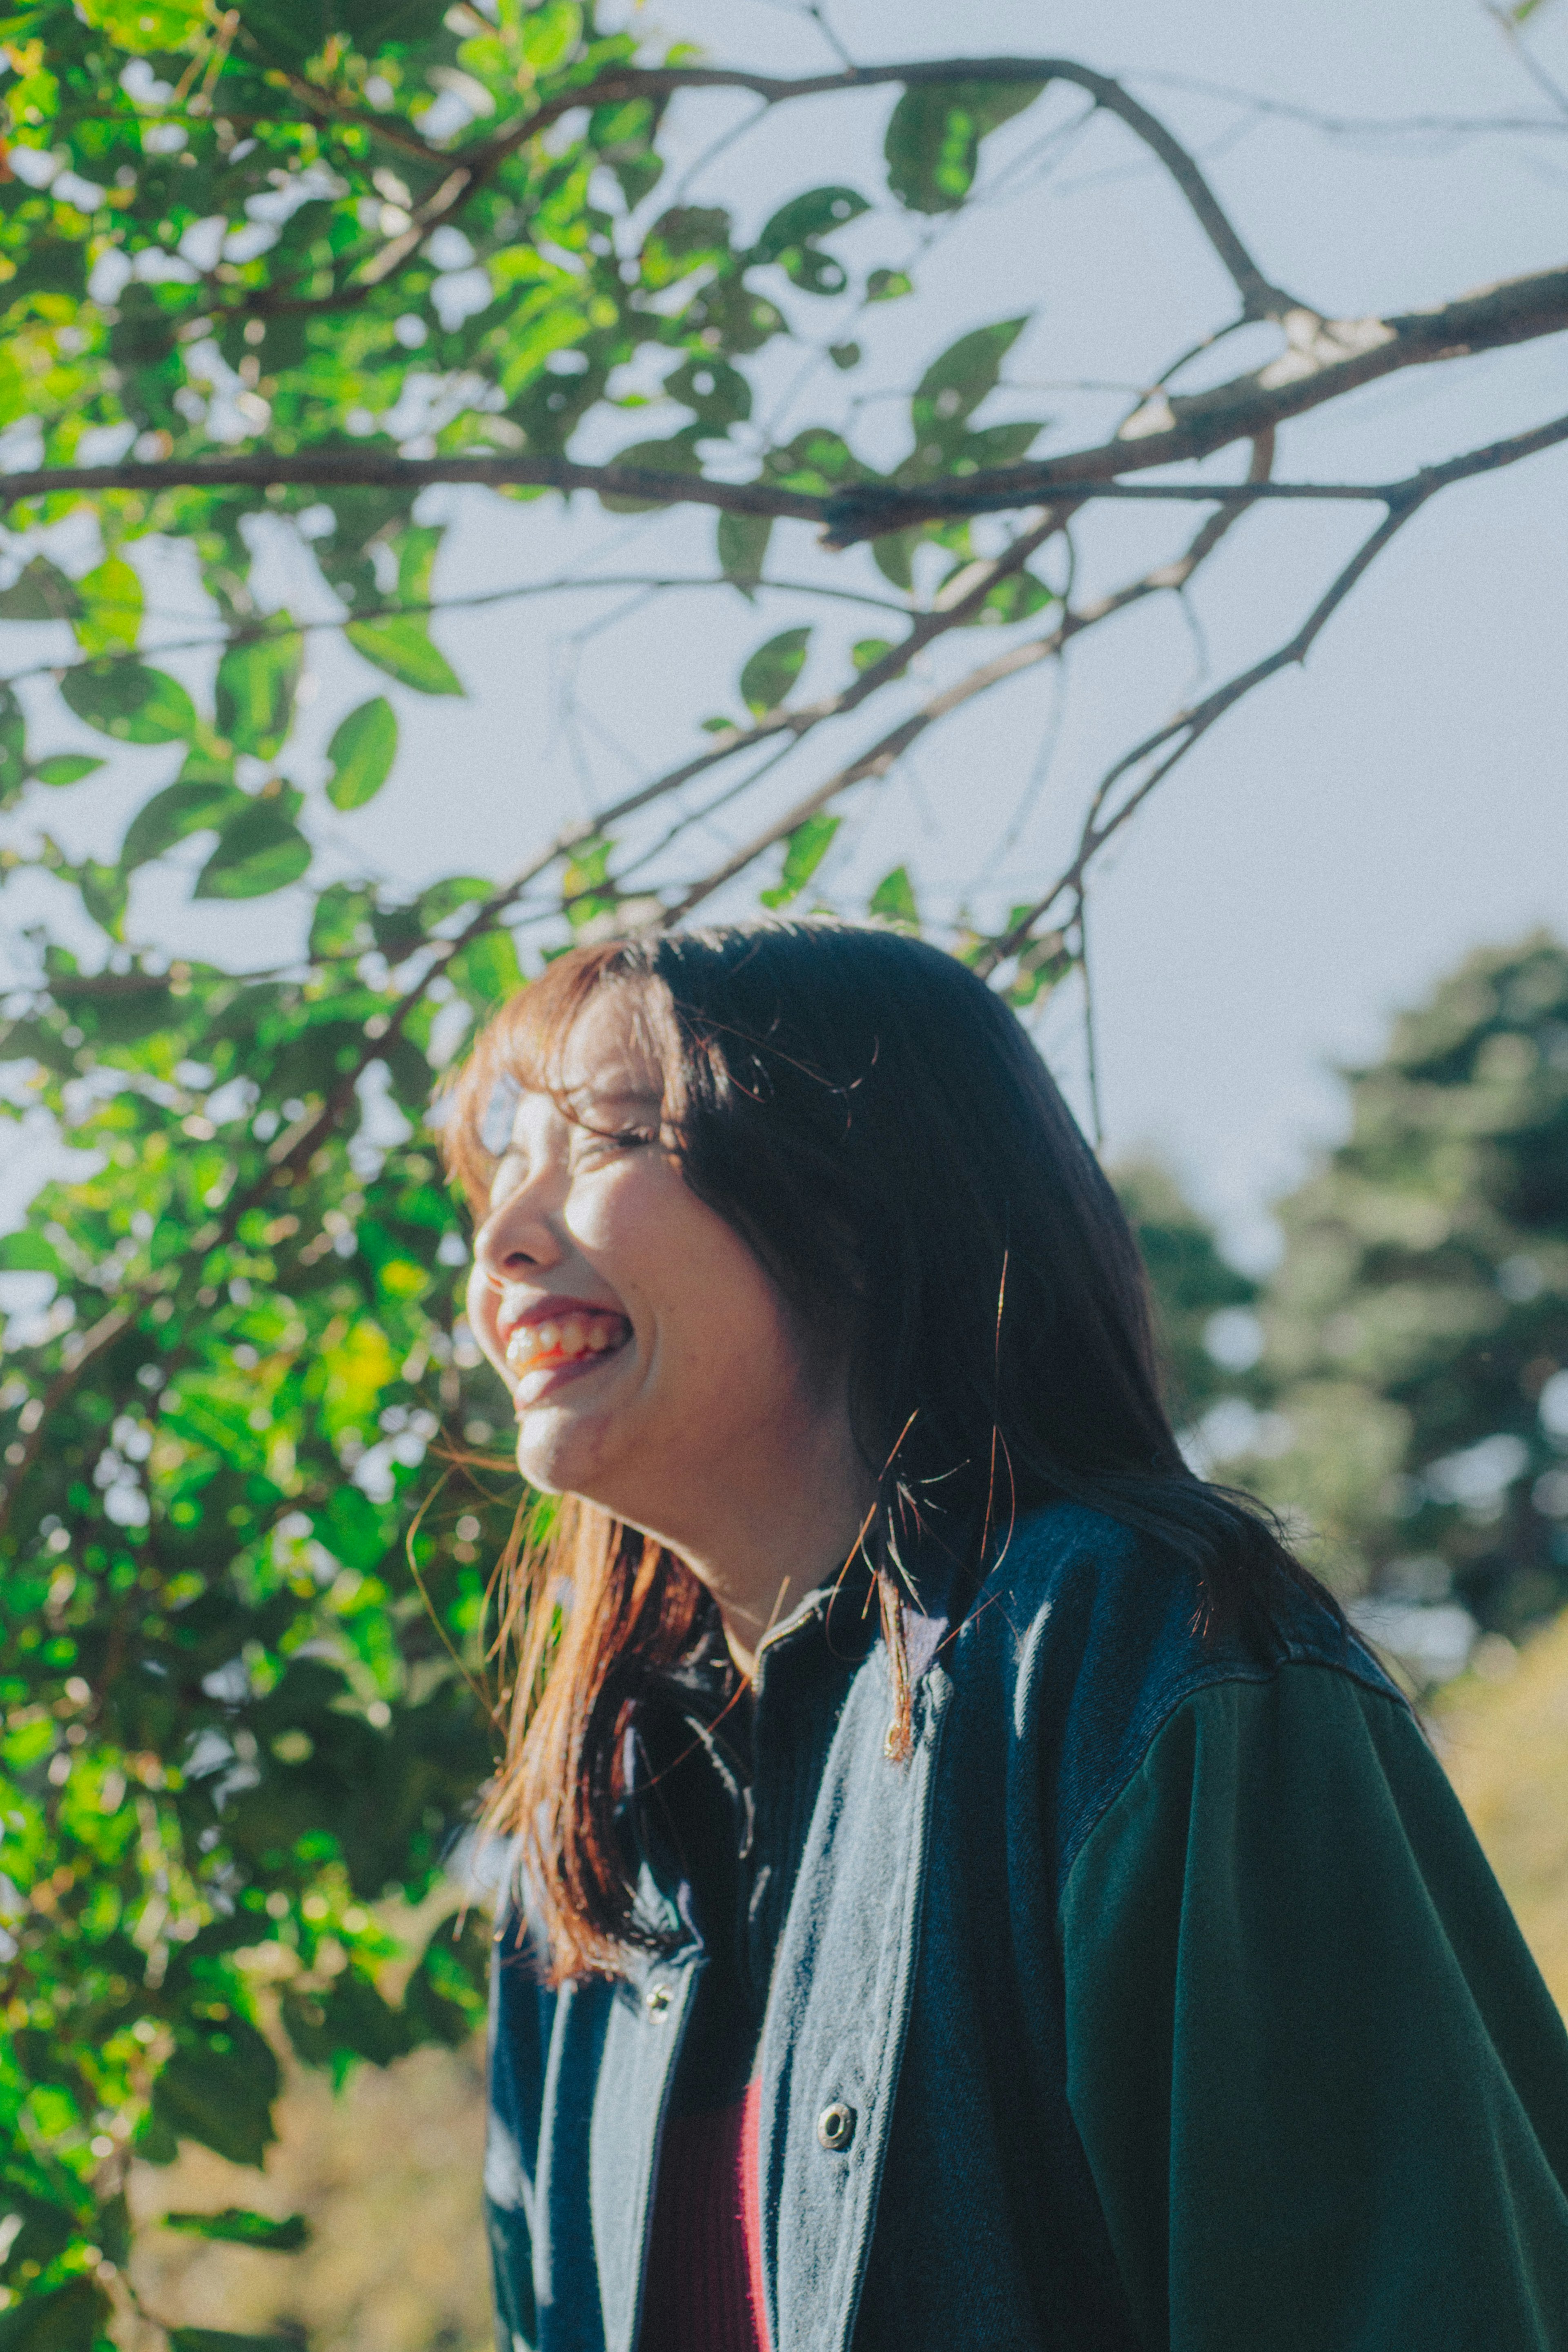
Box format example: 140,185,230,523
446,922,1333,1977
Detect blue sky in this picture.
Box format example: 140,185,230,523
4,0,1565,1264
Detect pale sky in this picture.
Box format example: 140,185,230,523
3,0,1566,1265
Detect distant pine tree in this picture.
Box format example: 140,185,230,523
1112,1158,1263,1431
1247,933,1568,1634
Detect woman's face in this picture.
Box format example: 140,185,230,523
466,986,837,1545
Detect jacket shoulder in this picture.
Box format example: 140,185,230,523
949,1500,1403,1902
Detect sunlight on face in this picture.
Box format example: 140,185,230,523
465,986,827,1551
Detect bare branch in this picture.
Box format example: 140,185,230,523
974,412,1568,974
1130,69,1568,141
565,506,1068,832
0,570,910,694
1484,2,1568,123
662,401,1566,929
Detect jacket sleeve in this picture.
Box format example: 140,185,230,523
486,1917,546,2352
1059,1659,1568,2352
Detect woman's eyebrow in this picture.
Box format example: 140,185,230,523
568,1084,663,1122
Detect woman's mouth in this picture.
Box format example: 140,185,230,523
503,1307,632,1407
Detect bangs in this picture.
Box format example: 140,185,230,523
441,940,675,1210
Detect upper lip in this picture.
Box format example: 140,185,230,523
496,1291,628,1347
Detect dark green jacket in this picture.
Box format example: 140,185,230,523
487,1504,1568,2350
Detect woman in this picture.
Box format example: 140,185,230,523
449,922,1568,2352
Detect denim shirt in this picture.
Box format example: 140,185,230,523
485,1503,1568,2352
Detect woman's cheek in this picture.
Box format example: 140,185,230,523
465,1262,500,1365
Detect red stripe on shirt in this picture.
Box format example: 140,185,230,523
639,2078,770,2352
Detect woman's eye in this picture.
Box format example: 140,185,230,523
579,1127,653,1162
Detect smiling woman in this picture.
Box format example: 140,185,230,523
443,923,1568,2352
463,980,871,1672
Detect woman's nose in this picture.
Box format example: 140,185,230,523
473,1185,563,1286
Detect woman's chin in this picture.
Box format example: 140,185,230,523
513,1398,620,1501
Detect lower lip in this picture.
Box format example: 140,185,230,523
511,1336,629,1411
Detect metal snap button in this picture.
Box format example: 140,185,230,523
816,2101,855,2152
645,1984,671,2019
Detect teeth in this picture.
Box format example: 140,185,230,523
506,1311,626,1378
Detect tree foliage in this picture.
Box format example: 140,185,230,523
0,3,1564,2343
1241,936,1568,1635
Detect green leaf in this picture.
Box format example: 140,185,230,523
313,1484,390,1571
401,1909,490,2046
318,1969,415,2065
345,617,463,697
175,728,238,789
760,812,838,908
326,697,398,811
30,755,104,787
664,354,751,427
899,318,1029,483
828,341,861,371
761,427,868,496
739,626,811,716
122,780,249,872
851,638,893,672
0,685,24,804
0,1231,63,1274
640,205,733,290
0,557,81,623
869,863,920,932
151,2018,280,2166
753,185,870,260
973,568,1056,626
0,2279,111,2352
60,661,196,745
598,428,706,514
446,927,522,1006
870,528,924,592
752,185,869,293
416,874,492,929
71,555,143,659
193,803,312,900
216,626,303,760
164,2209,309,2253
309,882,373,959
1006,925,1072,1008
77,0,206,52
885,78,1049,214
866,267,913,302
717,511,773,591
78,861,129,941
519,0,582,68
396,526,444,607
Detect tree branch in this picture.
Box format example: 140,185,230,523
819,265,1568,541
9,270,1565,535
661,401,1566,929
554,506,1069,831
380,57,1299,323
971,408,1568,979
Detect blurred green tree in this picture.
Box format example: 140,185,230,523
1111,1158,1263,1429
1242,934,1568,1631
